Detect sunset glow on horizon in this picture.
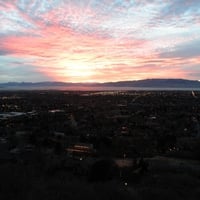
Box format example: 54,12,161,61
0,0,200,83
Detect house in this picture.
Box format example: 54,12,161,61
66,143,95,158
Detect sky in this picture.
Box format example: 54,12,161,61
0,0,200,83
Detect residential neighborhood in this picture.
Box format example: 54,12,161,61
0,90,200,199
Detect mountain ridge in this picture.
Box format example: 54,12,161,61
0,79,200,89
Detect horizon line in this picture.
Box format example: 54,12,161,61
0,78,199,84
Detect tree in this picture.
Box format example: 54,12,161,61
88,159,119,182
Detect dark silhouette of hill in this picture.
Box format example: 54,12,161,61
0,79,200,89
102,79,200,88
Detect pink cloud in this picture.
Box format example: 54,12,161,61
1,25,196,82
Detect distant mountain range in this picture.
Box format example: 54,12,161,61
0,79,200,90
